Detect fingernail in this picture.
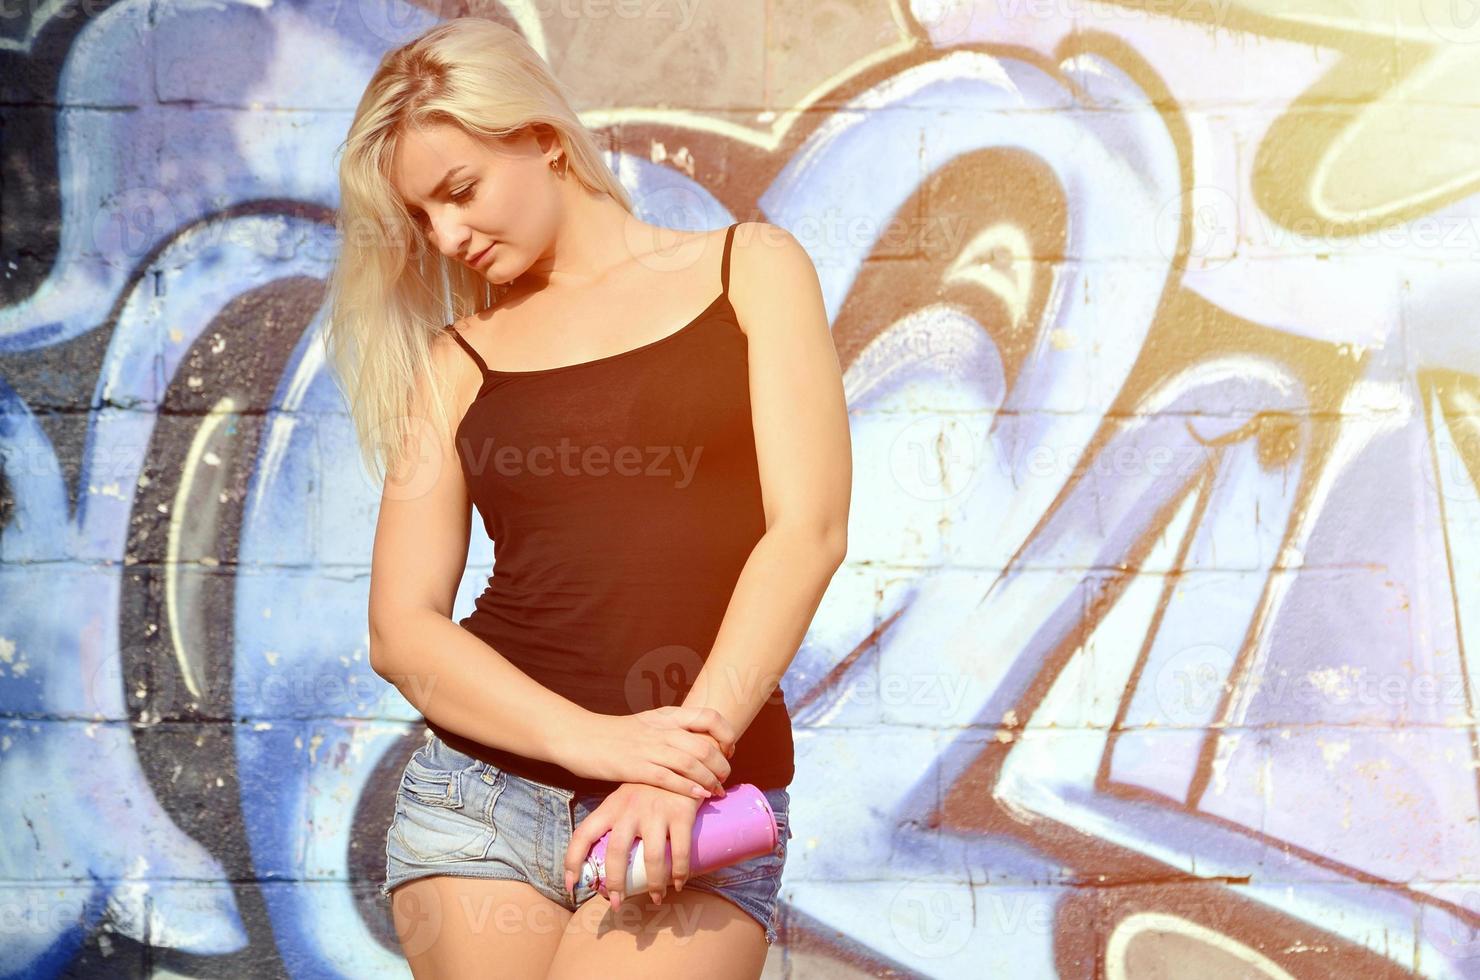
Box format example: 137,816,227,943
564,870,573,897
611,892,621,911
650,891,661,905
691,785,711,799
675,879,684,892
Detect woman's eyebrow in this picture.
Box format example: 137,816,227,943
413,164,467,207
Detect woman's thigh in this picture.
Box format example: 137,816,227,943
545,888,769,980
381,730,587,973
390,875,573,979
547,786,792,978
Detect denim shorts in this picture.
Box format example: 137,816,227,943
381,729,793,944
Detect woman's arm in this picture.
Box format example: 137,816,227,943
679,221,853,738
366,330,589,766
372,615,591,767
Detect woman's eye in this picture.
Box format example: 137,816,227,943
451,183,476,206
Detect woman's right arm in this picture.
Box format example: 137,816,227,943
371,613,585,770
365,330,734,796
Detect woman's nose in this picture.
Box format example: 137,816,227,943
426,217,467,259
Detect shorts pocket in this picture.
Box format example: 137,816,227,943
390,756,502,864
402,755,468,807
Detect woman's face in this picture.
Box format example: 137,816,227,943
390,122,562,285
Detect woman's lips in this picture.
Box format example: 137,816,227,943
469,242,496,268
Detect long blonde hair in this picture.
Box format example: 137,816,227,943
322,17,633,484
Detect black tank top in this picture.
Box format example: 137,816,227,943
432,222,795,795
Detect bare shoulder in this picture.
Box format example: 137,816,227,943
430,321,469,377
422,322,480,418
730,220,817,288
727,221,823,338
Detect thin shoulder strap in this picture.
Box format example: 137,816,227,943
720,222,739,296
443,324,489,376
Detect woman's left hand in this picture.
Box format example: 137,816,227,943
563,782,705,911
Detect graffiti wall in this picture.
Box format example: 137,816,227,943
2,0,1477,976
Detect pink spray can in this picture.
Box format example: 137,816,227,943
577,783,777,897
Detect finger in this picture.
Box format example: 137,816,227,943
564,808,612,900
641,762,713,802
685,707,738,760
679,730,732,789
658,744,725,797
643,820,669,905
704,707,738,758
668,811,694,892
606,826,634,911
665,732,727,797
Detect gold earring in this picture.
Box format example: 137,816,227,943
549,154,567,176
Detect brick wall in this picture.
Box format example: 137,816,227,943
1,2,1476,977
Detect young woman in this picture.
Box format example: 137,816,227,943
324,18,851,979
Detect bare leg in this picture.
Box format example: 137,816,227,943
389,875,574,979
546,890,769,980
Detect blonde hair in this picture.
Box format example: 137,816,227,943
322,17,633,484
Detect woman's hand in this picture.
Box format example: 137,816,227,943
563,782,704,911
558,705,736,799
